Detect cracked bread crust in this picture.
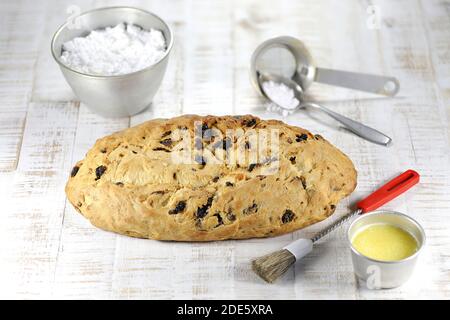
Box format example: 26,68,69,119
65,115,357,241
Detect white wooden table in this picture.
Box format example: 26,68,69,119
0,0,449,299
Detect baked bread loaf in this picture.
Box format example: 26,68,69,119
65,115,356,241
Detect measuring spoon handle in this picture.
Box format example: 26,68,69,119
315,68,400,97
301,102,392,146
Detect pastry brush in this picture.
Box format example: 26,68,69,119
252,169,420,283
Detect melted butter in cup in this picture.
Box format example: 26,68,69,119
347,211,426,289
351,223,418,261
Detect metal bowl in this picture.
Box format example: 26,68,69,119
51,7,173,117
347,211,426,289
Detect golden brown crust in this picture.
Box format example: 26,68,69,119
65,115,357,241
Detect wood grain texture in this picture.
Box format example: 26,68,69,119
0,0,449,299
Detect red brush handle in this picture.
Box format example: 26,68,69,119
357,170,420,213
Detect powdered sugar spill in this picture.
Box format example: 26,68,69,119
262,80,300,116
265,102,294,117
60,23,167,76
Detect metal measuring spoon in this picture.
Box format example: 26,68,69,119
258,72,392,146
251,36,400,96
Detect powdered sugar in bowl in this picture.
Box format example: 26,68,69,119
51,7,173,117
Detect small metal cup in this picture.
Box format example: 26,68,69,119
250,36,314,98
347,211,425,289
51,7,173,117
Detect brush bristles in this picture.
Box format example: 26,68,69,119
252,249,296,283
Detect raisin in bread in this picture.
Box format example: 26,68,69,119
65,115,357,241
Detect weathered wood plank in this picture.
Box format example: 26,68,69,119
0,1,47,171
353,0,450,299
0,102,78,298
52,105,129,299
31,0,95,102
181,0,234,116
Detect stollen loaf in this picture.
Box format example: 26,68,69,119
65,115,357,241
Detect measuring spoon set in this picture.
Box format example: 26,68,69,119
250,36,399,146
